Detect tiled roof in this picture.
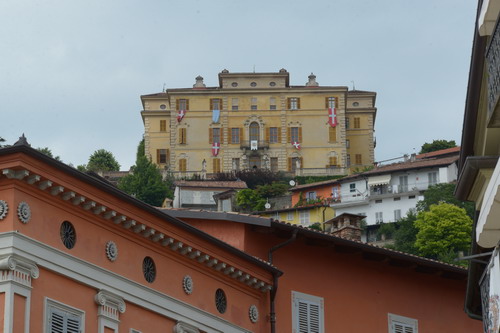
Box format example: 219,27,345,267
174,180,247,189
290,178,340,191
416,146,460,159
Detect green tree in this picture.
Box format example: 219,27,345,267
391,210,419,254
414,203,472,263
236,189,266,212
86,149,120,172
417,183,474,219
36,147,62,161
419,139,456,154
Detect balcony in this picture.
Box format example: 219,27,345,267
240,140,270,150
487,15,500,127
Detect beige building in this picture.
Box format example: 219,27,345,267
140,69,377,177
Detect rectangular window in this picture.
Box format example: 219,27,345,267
179,128,186,144
157,149,168,164
394,197,401,201
307,192,317,200
232,158,240,171
299,210,310,225
211,128,221,143
346,139,350,148
332,187,339,199
428,172,438,186
394,209,402,221
326,97,337,109
210,98,221,110
354,117,361,128
179,158,187,172
388,313,418,333
292,291,324,333
213,158,221,173
287,211,294,221
355,154,362,165
329,156,338,167
46,299,84,333
251,97,258,110
289,157,303,172
270,97,277,110
347,154,351,167
160,120,167,132
290,127,300,143
177,99,189,111
345,117,350,129
288,97,300,110
376,212,383,223
409,195,416,199
375,199,382,204
232,98,238,111
271,157,278,172
269,127,279,143
399,176,408,192
350,183,356,193
329,127,337,143
230,128,240,144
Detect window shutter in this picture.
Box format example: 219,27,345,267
179,159,187,172
209,128,213,143
300,157,303,168
239,127,243,143
265,128,270,142
297,300,320,333
210,99,214,111
329,127,336,142
298,127,302,142
392,322,414,333
185,99,189,110
220,127,224,144
287,128,291,143
49,307,81,333
166,149,169,164
288,158,292,172
228,128,233,144
279,127,283,143
335,97,338,108
325,97,329,109
179,128,182,144
176,99,179,110
156,149,160,164
297,98,301,109
287,98,291,109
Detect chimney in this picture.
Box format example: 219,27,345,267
305,73,319,87
327,214,362,241
410,153,416,162
193,75,206,88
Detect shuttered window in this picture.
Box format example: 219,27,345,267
176,99,189,111
210,128,223,143
354,117,361,128
289,127,302,143
210,98,221,110
160,120,167,132
355,154,362,165
179,128,187,144
47,301,83,333
287,97,300,110
325,97,337,108
213,159,221,173
328,127,337,142
329,156,338,166
388,314,418,333
179,158,187,172
268,127,279,143
292,291,324,333
157,149,168,164
230,128,241,144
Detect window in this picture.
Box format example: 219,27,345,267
346,155,351,167
388,313,418,333
270,97,277,110
210,98,221,110
307,192,317,200
232,158,240,171
375,199,382,204
349,183,356,193
329,156,338,167
46,299,84,333
157,149,168,164
210,128,221,143
346,139,350,148
288,97,300,110
409,195,416,199
299,210,310,225
329,127,337,143
213,158,221,173
376,212,383,223
345,117,350,129
271,157,278,172
355,154,362,165
251,97,258,110
60,221,76,249
274,212,280,220
178,158,187,172
269,127,279,143
399,176,408,192
292,291,324,333
394,209,402,221
289,157,303,172
176,99,189,111
160,120,167,132
287,211,294,221
179,128,187,144
326,97,337,109
332,187,339,199
231,98,238,111
289,127,301,143
354,117,361,128
249,122,260,141
428,172,438,186
230,128,241,144
143,256,156,283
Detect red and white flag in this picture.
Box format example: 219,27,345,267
292,141,301,150
212,142,220,156
328,107,337,127
177,110,186,122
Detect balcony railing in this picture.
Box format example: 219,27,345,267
239,140,270,150
487,14,500,126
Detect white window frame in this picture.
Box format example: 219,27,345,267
376,212,383,223
231,98,238,111
270,97,277,110
307,191,317,200
299,210,310,225
388,313,418,333
290,97,298,110
428,172,438,187
44,298,85,333
287,211,294,221
292,291,324,333
349,183,356,193
251,97,258,110
130,330,142,333
394,209,401,221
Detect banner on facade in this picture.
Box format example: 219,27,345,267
177,110,186,122
251,140,258,150
328,107,337,127
292,141,301,150
212,142,220,156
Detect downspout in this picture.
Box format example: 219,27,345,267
268,228,298,333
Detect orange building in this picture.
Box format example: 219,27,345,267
0,138,277,332
166,209,482,333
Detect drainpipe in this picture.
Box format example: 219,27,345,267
268,228,298,333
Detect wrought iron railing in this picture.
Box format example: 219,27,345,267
487,15,500,120
480,263,491,332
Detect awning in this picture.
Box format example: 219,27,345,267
367,174,391,187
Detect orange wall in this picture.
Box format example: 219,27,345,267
13,294,25,333
291,184,340,206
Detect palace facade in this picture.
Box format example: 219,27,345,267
141,69,377,178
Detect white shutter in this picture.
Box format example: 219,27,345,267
389,314,417,333
293,292,323,333
49,306,82,333
392,322,415,333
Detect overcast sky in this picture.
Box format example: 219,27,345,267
1,0,477,169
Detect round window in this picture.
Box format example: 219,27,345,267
269,82,276,87
142,256,156,283
231,82,238,87
250,82,257,87
215,288,227,313
60,221,76,249
160,104,167,110
353,102,359,107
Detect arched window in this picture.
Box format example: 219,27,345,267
249,122,260,141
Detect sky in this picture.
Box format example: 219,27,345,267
0,0,477,170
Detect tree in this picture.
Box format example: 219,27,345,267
391,210,419,255
419,139,456,154
86,149,120,172
236,188,267,212
118,141,172,206
36,147,62,161
416,183,474,219
414,203,472,263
